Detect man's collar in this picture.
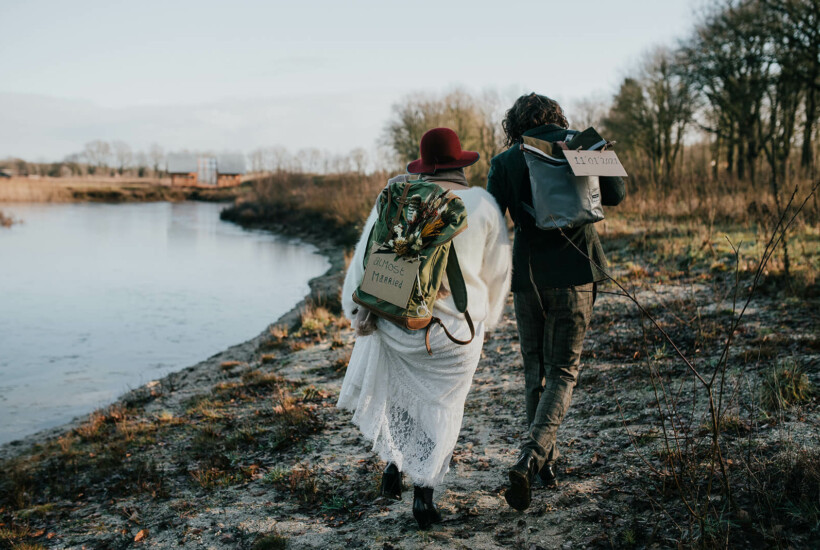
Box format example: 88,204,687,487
523,124,566,139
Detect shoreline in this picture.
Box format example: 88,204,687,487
0,177,250,204
0,217,346,462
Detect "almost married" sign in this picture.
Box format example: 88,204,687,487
359,243,420,308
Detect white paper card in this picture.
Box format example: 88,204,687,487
359,243,420,308
563,150,628,177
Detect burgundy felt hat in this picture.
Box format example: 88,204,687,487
406,127,480,174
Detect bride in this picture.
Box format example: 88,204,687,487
338,127,511,528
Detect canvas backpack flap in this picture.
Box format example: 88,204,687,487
521,136,605,230
354,178,469,327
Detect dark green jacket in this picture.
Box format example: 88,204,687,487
487,124,626,291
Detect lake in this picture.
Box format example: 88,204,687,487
0,201,329,445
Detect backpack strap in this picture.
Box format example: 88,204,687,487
423,245,474,355
446,245,468,313
528,254,548,320
425,310,474,356
390,180,413,227
382,174,411,229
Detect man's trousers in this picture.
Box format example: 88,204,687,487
513,283,594,467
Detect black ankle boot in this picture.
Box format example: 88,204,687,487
380,463,403,500
412,485,442,529
538,462,558,488
505,452,538,511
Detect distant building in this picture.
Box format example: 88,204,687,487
215,155,244,187
166,154,245,187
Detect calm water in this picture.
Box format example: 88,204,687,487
0,201,329,445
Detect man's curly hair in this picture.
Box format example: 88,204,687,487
501,93,568,147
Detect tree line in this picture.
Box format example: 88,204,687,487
3,0,815,196
382,0,818,196
607,0,817,190
1,141,168,179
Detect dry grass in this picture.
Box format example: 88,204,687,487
760,358,813,413
0,176,164,202
0,176,247,203
332,350,352,375
251,171,384,228
299,303,333,335
252,530,289,550
221,171,387,245
0,209,19,227
260,325,289,350
613,173,819,230
220,360,242,371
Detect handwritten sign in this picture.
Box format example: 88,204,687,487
359,243,420,308
563,150,628,177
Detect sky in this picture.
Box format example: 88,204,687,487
0,0,700,162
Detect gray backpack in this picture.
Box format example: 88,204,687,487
520,132,605,230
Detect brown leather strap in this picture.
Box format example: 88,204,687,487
424,310,475,355
391,180,413,227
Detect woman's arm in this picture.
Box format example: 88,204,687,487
481,197,512,330
341,205,378,322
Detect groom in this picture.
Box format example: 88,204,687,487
486,93,625,511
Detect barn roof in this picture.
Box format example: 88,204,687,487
166,153,197,174
218,154,246,175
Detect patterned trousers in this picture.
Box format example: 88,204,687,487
513,283,595,467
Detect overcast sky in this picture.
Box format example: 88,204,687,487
0,0,700,162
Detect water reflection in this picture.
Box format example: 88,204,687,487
0,201,329,444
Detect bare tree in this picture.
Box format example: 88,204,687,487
148,143,165,177
83,140,111,175
295,148,323,174
112,141,133,175
761,0,820,172
604,49,694,188
569,94,610,131
249,148,266,173
134,151,149,177
681,0,771,183
383,89,504,185
350,147,369,175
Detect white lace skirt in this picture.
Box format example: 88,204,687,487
337,312,485,488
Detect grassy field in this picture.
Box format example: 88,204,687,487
0,172,817,548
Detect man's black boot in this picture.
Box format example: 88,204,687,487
412,485,442,529
538,463,558,488
380,462,403,500
505,452,538,511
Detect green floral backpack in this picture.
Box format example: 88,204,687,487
352,175,474,354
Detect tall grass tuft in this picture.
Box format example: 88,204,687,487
760,358,813,413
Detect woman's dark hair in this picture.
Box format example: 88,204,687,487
501,93,568,147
